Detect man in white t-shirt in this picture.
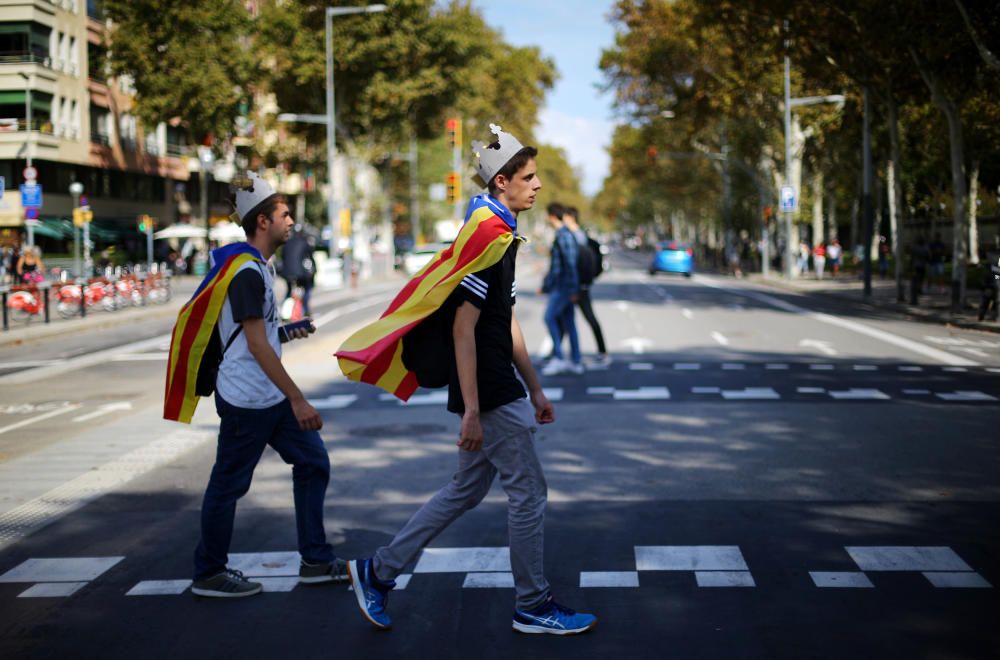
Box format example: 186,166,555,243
192,173,343,598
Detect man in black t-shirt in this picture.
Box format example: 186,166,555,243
348,125,598,636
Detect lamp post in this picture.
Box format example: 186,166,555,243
69,181,83,278
782,52,844,278
198,146,214,246
19,72,34,248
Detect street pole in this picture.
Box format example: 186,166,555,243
325,7,338,261
409,132,419,242
70,186,82,278
20,73,34,248
862,86,874,296
783,54,794,279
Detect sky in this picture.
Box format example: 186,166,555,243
476,1,618,197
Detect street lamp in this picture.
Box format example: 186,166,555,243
198,146,214,244
69,181,84,278
782,53,844,279
19,72,34,248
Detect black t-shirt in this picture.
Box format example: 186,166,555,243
228,268,267,322
447,241,526,414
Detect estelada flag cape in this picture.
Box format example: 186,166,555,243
335,194,518,401
163,242,265,423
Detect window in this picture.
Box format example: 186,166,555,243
87,42,107,81
69,36,78,76
71,100,80,138
119,113,137,151
90,104,110,145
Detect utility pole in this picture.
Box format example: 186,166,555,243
862,86,874,296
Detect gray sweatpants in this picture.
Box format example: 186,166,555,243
372,397,550,610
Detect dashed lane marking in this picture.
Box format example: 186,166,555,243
828,389,890,400
711,332,729,346
0,403,82,436
721,387,780,400
612,387,671,400
463,573,514,588
580,571,639,588
935,391,998,402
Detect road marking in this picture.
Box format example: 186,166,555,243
810,572,874,588
72,401,132,422
846,546,972,572
673,363,701,370
313,294,397,329
695,571,756,587
711,331,729,346
463,572,514,588
0,360,60,369
587,387,615,395
692,387,721,394
957,348,990,358
922,572,992,588
681,308,694,319
414,547,510,573
809,364,835,370
613,387,670,400
924,336,1000,348
0,335,170,385
580,571,639,588
635,546,749,571
988,368,1000,374
615,300,629,311
18,582,89,598
542,387,563,401
942,366,968,372
622,337,653,354
695,278,978,366
386,391,449,406
127,580,192,596
800,339,837,356
227,551,302,577
537,336,553,358
797,387,826,394
721,387,780,400
0,403,82,435
722,363,745,370
0,556,125,583
629,362,654,371
935,390,998,401
899,366,923,371
0,401,74,415
110,353,168,362
828,389,889,400
853,365,878,371
902,389,931,395
765,363,789,370
257,577,300,592
310,394,358,410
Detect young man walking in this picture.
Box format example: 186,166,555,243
165,172,345,597
562,206,608,366
541,203,584,376
340,124,597,635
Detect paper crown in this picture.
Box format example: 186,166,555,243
232,171,278,222
471,123,525,188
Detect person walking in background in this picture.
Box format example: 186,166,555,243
339,123,597,636
165,172,344,598
878,235,890,279
813,242,826,280
797,241,811,277
827,238,842,277
15,247,45,284
280,224,316,318
540,202,583,376
562,206,609,366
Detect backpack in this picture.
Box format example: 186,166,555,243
577,236,603,285
401,301,456,389
194,324,243,397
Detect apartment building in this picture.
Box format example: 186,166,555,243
0,0,205,251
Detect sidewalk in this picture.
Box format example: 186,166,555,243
749,272,1000,334
0,270,407,349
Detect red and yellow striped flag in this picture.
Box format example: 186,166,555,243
163,244,264,423
335,203,515,400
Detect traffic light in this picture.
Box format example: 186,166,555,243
73,208,93,227
445,172,459,203
446,118,462,149
137,214,152,232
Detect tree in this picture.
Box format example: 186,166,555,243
102,0,254,144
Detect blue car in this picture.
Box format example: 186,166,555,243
649,240,693,277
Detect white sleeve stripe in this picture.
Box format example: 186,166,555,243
461,274,488,293
464,273,488,288
459,279,487,299
461,278,488,297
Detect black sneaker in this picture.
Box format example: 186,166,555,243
299,557,349,584
191,568,262,598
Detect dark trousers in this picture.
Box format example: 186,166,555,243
193,395,334,580
555,286,607,355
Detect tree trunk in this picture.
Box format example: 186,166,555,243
811,169,824,247
911,47,968,311
886,91,907,302
969,159,979,264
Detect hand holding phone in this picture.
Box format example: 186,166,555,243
279,318,316,343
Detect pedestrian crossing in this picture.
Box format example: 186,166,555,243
0,544,991,599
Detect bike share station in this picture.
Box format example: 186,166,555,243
2,170,171,331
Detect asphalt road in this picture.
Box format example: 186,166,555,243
0,249,997,660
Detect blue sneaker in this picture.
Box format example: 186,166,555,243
347,558,394,630
512,595,597,635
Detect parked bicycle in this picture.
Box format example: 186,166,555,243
5,285,47,323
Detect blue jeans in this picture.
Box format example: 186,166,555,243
193,394,334,580
544,288,581,363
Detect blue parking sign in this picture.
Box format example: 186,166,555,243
20,183,42,208
779,185,797,212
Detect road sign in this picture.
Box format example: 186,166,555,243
20,183,42,208
25,207,39,220
23,166,37,181
780,185,797,212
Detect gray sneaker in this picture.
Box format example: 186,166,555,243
191,569,262,598
299,557,349,584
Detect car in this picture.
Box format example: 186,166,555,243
649,240,693,277
403,242,451,275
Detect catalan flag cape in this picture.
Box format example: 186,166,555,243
163,243,266,423
336,194,518,401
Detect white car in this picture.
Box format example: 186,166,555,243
403,242,451,275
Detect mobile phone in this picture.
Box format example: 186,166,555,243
279,318,315,343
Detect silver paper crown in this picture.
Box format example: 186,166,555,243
471,123,525,188
233,171,278,222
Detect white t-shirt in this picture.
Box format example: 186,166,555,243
215,260,285,409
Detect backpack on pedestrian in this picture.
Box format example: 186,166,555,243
577,237,603,285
